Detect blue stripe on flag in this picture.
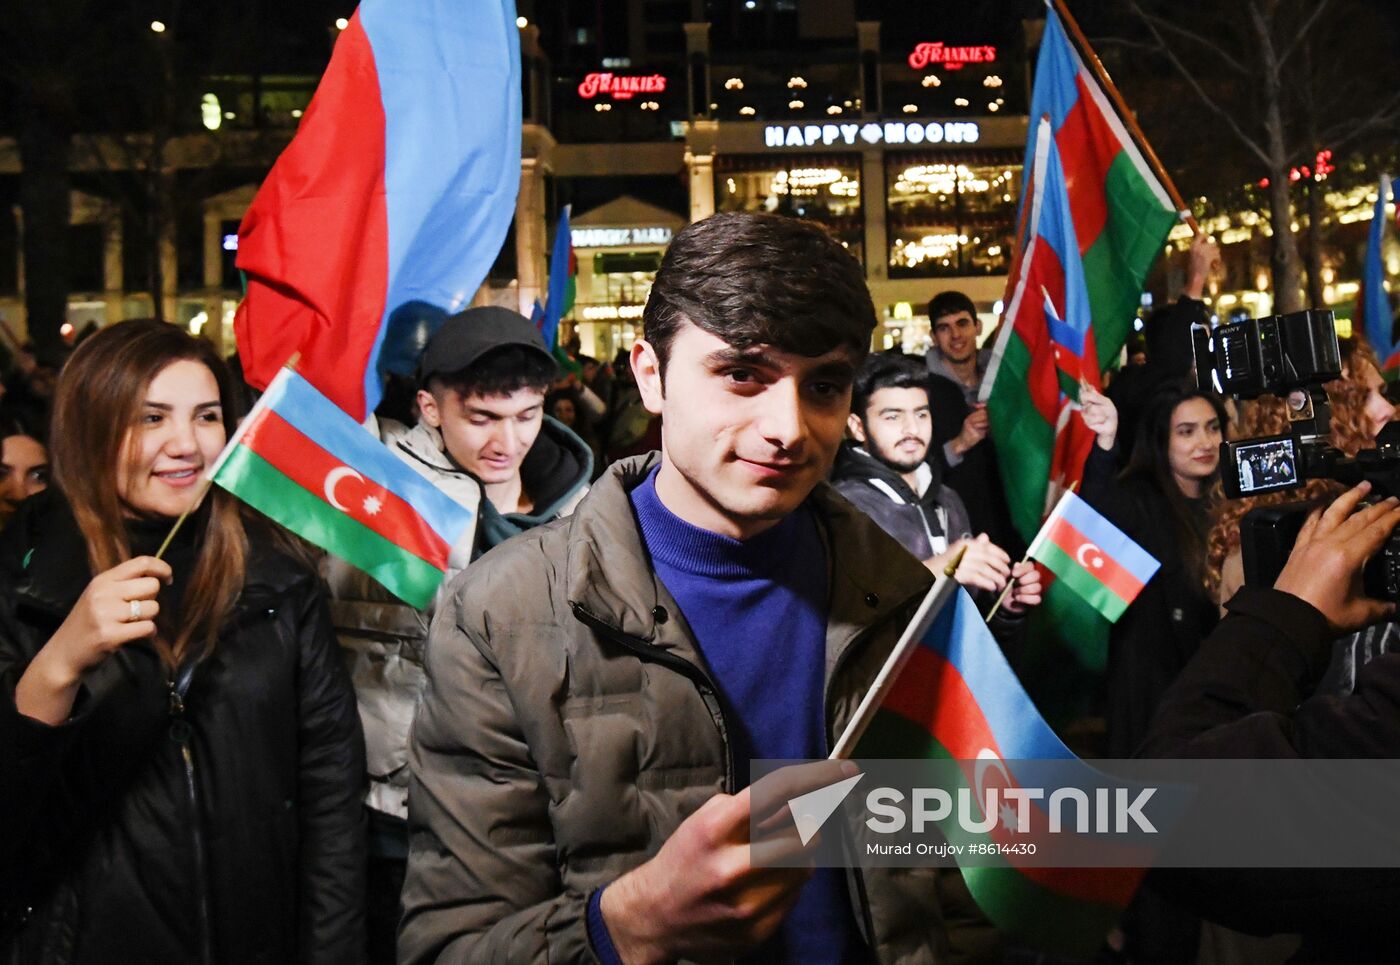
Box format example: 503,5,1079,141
1362,176,1394,360
357,0,522,414
1058,492,1160,584
1039,135,1094,346
918,589,1076,761
541,205,572,349
1029,13,1081,135
1020,10,1084,211
1047,313,1087,358
262,370,474,543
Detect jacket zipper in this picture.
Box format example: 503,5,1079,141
570,602,737,793
169,665,214,965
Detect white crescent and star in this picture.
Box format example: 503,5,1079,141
1076,541,1106,570
324,466,365,511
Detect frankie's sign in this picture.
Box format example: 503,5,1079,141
578,72,667,100
908,43,998,71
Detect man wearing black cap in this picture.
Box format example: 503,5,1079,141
323,305,593,963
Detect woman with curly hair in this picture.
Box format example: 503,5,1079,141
1207,335,1395,695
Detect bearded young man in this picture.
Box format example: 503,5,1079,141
831,352,1039,641
400,213,1002,964
833,352,1038,598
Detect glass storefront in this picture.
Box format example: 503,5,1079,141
715,154,864,262
886,152,1019,278
572,250,665,365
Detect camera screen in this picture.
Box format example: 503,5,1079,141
1232,437,1299,495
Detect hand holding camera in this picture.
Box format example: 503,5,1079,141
1273,481,1400,633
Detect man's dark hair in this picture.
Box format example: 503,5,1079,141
642,212,876,377
927,290,978,324
429,345,557,400
851,352,929,423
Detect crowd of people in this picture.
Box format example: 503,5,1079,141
2,213,1398,964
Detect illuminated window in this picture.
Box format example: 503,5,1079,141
716,156,864,264
886,158,1019,278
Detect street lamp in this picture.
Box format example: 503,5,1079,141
335,17,349,30
150,20,167,33
516,16,528,28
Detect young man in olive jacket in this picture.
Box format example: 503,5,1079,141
401,212,998,964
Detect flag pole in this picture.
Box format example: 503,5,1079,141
829,547,967,761
155,352,300,561
983,561,1025,624
996,123,1042,332
985,484,1078,624
1049,0,1201,236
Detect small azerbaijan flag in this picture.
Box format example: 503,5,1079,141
208,366,474,608
1025,490,1158,622
836,582,1150,956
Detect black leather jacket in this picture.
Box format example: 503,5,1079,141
0,491,367,965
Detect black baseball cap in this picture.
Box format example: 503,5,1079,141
417,306,557,382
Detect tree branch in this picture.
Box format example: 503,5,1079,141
1314,92,1400,154
1090,34,1163,54
1126,0,1273,165
1278,0,1334,68
1131,10,1250,76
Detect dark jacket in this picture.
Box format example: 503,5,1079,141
474,415,593,553
1081,446,1218,758
401,454,998,964
829,444,1024,663
1140,587,1400,962
0,492,367,965
830,443,973,561
925,369,1023,557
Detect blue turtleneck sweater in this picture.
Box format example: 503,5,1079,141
585,469,865,965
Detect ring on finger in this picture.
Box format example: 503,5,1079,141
128,599,142,622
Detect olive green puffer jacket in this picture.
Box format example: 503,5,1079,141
401,454,998,964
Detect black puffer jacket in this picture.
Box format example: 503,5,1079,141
0,492,367,965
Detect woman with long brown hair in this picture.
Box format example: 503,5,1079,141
0,320,366,964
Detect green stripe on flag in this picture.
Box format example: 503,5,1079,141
215,446,444,608
986,335,1055,541
857,712,1129,957
1035,541,1128,622
1084,152,1180,366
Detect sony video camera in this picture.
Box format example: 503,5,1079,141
1192,309,1400,600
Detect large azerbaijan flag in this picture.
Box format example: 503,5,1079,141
233,0,522,422
980,8,1180,668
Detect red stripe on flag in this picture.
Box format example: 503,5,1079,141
881,645,1144,906
1011,242,1071,424
1054,74,1124,257
883,643,1001,762
1044,514,1143,602
233,18,391,421
1048,407,1096,495
240,410,451,570
1053,348,1085,384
